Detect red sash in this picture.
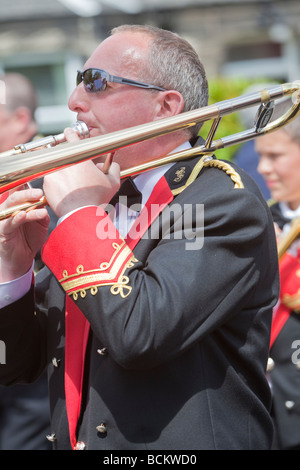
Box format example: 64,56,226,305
64,298,90,449
270,249,300,349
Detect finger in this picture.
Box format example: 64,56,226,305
0,188,45,221
10,196,48,218
0,185,30,205
22,207,50,224
3,188,44,208
102,152,115,174
64,127,80,143
96,162,120,192
96,161,120,177
108,161,120,180
1,206,49,233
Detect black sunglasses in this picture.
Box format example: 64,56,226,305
76,68,166,93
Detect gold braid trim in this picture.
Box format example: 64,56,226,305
66,256,139,300
203,159,244,189
171,156,244,196
171,155,212,196
59,239,139,300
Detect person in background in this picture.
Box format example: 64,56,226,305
0,73,51,450
234,140,271,200
0,25,278,450
0,73,38,151
256,98,300,449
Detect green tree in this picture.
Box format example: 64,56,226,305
200,77,270,161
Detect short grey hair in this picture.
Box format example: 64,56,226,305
111,25,209,137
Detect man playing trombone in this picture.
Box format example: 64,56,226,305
0,24,279,450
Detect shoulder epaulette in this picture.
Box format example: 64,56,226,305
202,158,244,190
164,154,244,196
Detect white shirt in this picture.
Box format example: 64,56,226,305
279,201,300,226
0,141,191,308
114,161,174,237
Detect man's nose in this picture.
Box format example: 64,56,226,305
68,83,89,113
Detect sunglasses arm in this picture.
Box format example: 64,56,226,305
110,74,165,91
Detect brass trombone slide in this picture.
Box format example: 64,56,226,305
0,82,299,222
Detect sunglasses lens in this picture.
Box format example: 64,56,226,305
81,69,107,93
76,71,83,87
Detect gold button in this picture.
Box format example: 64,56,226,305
74,441,86,450
97,348,108,356
267,357,275,372
96,423,107,434
285,400,295,410
52,357,61,368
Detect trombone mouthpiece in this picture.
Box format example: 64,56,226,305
13,120,90,153
72,121,89,139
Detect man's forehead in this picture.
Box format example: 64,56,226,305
84,32,149,72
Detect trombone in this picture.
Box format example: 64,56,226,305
277,218,300,261
0,82,299,225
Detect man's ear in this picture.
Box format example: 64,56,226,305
154,90,184,120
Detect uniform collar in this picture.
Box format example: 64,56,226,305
133,141,192,206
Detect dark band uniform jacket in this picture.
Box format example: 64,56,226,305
268,201,300,449
0,150,279,450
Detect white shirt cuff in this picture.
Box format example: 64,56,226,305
0,265,33,309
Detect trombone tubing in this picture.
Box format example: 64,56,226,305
0,82,299,195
